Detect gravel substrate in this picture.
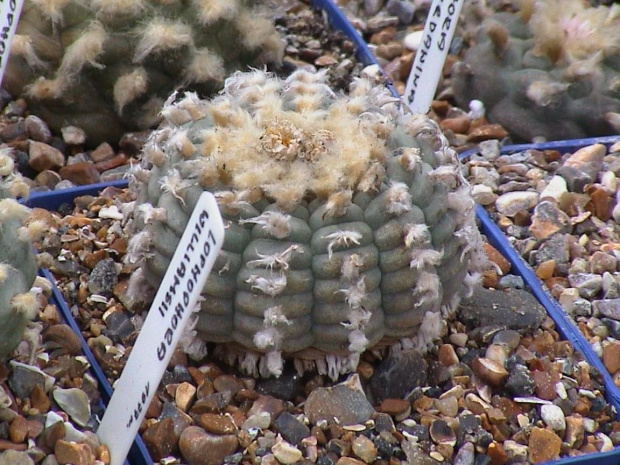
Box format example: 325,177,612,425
27,186,620,464
1,1,620,464
462,139,620,388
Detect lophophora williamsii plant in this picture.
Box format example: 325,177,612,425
0,148,49,359
5,0,284,146
122,69,488,379
453,0,620,142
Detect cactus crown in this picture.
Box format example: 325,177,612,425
152,69,400,213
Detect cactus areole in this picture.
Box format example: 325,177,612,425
124,70,487,379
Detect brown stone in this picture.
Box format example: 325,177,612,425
9,415,29,443
44,324,82,356
483,243,511,275
175,382,197,413
90,142,115,163
336,457,366,465
29,141,65,172
528,427,561,463
38,420,66,452
142,418,177,461
431,100,451,117
603,342,620,374
536,260,556,280
530,371,558,401
55,440,96,465
179,426,238,465
96,153,128,173
440,116,471,135
379,398,411,417
467,124,508,143
30,384,51,413
487,441,508,465
0,439,27,451
438,344,459,366
471,357,508,386
586,184,613,221
145,395,163,419
315,54,338,67
59,162,101,185
197,413,237,435
34,170,62,189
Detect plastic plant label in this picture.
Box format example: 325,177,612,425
0,0,24,85
97,191,225,465
403,0,464,114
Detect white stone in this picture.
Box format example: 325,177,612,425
559,288,580,314
540,404,566,431
272,438,303,464
539,175,568,203
495,191,539,217
601,170,617,194
403,30,424,51
471,184,496,206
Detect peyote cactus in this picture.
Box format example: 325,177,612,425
5,0,284,146
452,0,620,142
123,70,487,379
0,149,44,358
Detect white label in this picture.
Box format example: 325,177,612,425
97,191,225,465
403,0,465,114
0,0,24,86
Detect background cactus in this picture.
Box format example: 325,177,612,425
0,148,44,358
123,70,487,379
5,0,284,146
452,0,620,142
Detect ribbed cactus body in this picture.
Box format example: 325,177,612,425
125,70,485,378
453,0,620,141
6,0,283,145
0,151,40,358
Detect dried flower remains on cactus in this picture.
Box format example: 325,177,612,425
123,70,488,379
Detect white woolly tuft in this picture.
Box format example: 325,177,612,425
263,306,291,327
125,231,152,264
324,190,353,218
165,129,196,158
0,149,14,177
246,273,287,297
262,350,284,377
341,254,364,281
385,182,412,215
412,311,446,350
429,165,460,189
403,223,430,248
238,352,260,378
11,291,40,321
253,326,282,350
159,169,192,205
58,21,107,80
414,271,441,305
348,329,368,353
114,67,148,113
325,230,362,259
340,278,367,309
239,211,292,239
134,19,193,63
399,148,422,172
136,203,167,224
463,272,482,297
409,248,443,270
246,245,301,272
